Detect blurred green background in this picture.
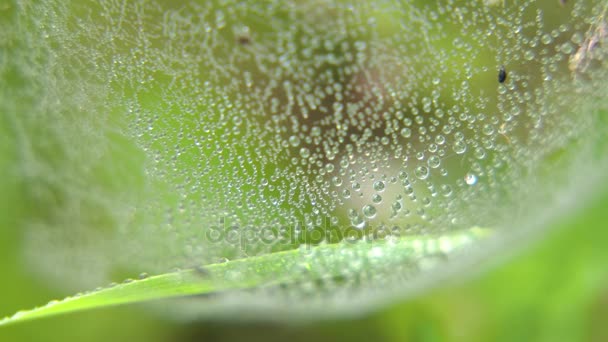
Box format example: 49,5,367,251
2,0,608,341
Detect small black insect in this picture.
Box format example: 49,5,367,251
498,65,507,83
237,34,251,45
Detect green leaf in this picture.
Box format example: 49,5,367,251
0,227,489,327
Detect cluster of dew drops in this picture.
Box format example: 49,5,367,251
106,0,607,261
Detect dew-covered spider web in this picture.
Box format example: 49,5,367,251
2,0,607,315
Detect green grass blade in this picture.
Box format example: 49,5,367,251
0,227,489,326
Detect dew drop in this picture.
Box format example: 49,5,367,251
351,215,366,229
453,140,467,154
415,166,430,180
362,204,377,218
332,176,343,186
299,147,310,158
465,173,478,185
427,155,441,169
342,189,351,199
373,180,385,192
400,127,412,138
392,201,402,212
289,136,301,147
440,184,453,197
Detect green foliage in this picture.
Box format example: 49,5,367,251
0,228,488,326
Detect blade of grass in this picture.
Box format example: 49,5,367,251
0,227,489,326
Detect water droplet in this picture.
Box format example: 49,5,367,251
415,166,430,180
560,42,574,54
289,136,301,147
465,173,478,185
351,215,366,229
392,201,402,212
440,184,453,197
362,204,377,218
482,124,495,136
373,180,385,192
342,189,351,199
427,155,441,169
453,140,467,154
332,176,343,186
400,127,412,138
299,147,310,158
354,41,367,51
524,50,535,60
474,147,486,160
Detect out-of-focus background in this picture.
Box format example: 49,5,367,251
2,0,608,340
